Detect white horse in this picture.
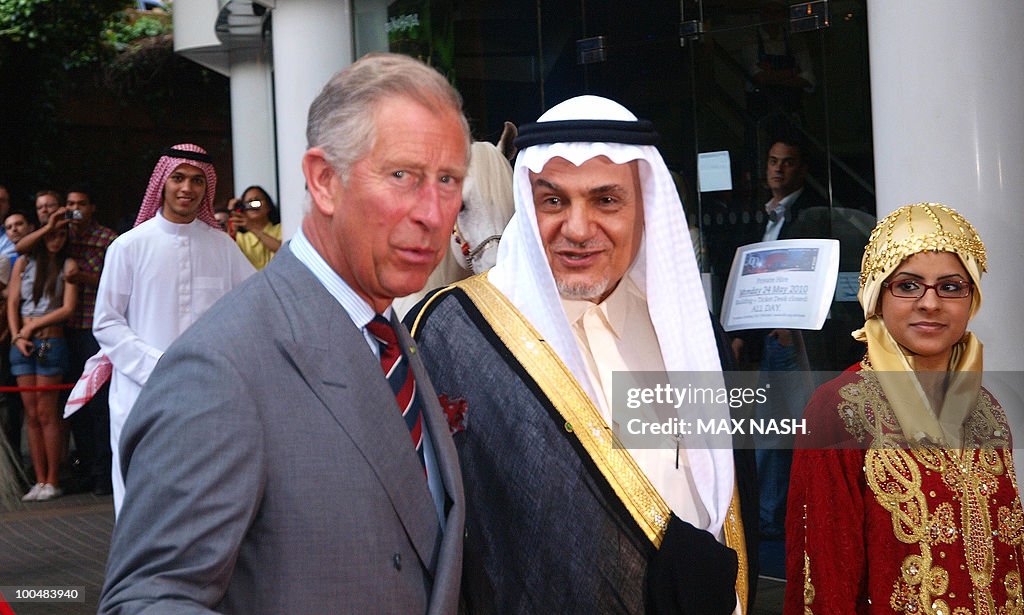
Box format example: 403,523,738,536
394,125,516,317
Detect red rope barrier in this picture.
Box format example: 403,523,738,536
0,383,75,392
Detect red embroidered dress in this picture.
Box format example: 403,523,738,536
785,365,1024,614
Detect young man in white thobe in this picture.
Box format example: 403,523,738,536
93,144,254,512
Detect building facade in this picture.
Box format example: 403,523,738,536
174,0,1023,373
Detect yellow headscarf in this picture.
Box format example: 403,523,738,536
854,203,987,447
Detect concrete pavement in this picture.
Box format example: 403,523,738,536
0,492,113,615
0,490,785,614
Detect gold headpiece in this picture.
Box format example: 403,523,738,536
858,203,986,319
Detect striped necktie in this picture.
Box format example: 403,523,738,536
366,314,425,467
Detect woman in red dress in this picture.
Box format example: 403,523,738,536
785,203,1023,614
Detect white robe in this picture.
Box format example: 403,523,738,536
93,211,255,511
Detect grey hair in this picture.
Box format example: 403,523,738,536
306,52,471,181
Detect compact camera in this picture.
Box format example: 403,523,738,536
64,210,83,221
233,200,263,213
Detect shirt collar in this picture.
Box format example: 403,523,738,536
766,186,804,215
0,233,13,257
289,226,389,331
560,275,643,340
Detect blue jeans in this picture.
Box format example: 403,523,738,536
10,337,70,377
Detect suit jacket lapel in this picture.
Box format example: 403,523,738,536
268,249,441,571
392,313,462,502
392,312,465,615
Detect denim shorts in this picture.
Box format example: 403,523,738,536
10,337,70,377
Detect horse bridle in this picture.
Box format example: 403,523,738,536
453,221,502,274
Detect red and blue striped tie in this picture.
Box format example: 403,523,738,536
367,315,425,467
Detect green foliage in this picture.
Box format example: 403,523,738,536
102,11,172,54
0,0,134,68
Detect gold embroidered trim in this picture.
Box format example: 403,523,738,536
836,370,904,447
929,502,958,544
999,502,1024,547
723,483,748,614
803,551,815,613
440,273,673,547
868,446,951,613
867,442,1022,614
836,370,1011,451
1004,571,1023,614
801,502,815,614
946,451,997,615
860,203,987,288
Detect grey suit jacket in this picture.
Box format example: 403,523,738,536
99,246,465,615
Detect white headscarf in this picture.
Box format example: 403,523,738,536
488,95,734,535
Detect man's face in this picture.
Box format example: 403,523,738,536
766,142,807,198
4,214,30,243
35,194,60,224
530,155,644,303
162,163,207,224
0,187,9,218
319,97,467,312
66,191,95,227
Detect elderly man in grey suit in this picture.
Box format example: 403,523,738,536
99,52,469,614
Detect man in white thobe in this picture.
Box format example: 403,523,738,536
93,144,254,512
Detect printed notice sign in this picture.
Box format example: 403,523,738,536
697,151,733,192
720,238,839,331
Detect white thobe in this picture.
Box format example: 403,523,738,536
93,211,255,511
562,277,711,530
563,278,742,615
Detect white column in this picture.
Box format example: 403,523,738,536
271,0,354,239
172,0,228,74
868,0,1024,370
229,46,278,204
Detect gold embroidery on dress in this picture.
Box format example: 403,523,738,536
963,391,1011,449
949,452,997,615
930,503,958,544
852,370,1022,614
838,370,904,446
867,450,951,612
999,503,1024,547
1001,571,1023,614
802,503,815,614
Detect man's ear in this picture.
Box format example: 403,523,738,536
302,147,341,216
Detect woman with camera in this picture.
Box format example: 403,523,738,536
8,228,78,502
784,203,1022,613
228,185,281,270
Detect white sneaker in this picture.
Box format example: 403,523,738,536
35,484,63,501
21,483,44,502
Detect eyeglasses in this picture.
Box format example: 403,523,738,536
882,278,973,299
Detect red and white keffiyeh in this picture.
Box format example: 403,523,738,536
134,143,220,228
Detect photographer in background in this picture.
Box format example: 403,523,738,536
228,185,281,270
